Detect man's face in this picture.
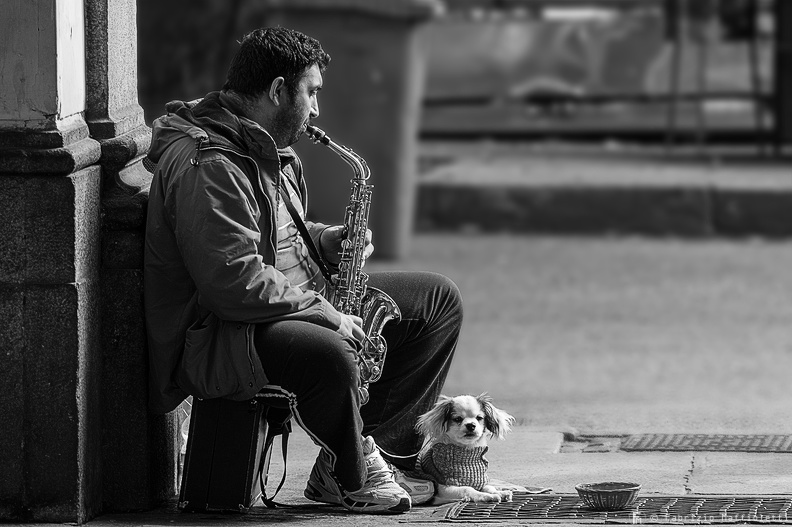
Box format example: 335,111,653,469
271,64,322,148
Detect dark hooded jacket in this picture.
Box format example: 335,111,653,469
144,91,343,414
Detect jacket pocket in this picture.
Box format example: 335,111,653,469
176,312,240,399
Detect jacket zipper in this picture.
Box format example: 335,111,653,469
202,144,278,258
274,164,282,270
244,324,256,377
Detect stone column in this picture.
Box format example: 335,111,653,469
0,0,177,522
84,0,178,514
0,0,103,522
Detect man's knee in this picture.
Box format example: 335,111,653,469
308,336,359,380
431,272,463,320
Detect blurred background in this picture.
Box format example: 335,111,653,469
137,0,791,258
138,0,787,145
137,0,792,432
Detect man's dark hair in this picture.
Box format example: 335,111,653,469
223,27,330,98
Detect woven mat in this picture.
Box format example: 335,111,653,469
444,493,792,523
621,434,792,453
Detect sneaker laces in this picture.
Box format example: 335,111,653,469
366,464,400,486
387,463,410,482
365,457,397,488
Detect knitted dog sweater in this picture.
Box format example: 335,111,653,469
418,443,490,489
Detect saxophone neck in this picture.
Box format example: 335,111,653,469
304,124,370,182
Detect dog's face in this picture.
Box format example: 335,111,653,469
416,393,515,448
444,395,490,446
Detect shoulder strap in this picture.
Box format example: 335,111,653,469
260,429,291,508
277,183,334,283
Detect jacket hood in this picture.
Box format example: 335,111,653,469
146,91,296,168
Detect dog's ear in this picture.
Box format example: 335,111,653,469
477,393,515,440
416,395,455,440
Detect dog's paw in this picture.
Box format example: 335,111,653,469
475,491,506,503
460,489,499,503
498,489,513,502
478,494,502,503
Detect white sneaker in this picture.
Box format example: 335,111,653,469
390,465,435,505
304,436,411,514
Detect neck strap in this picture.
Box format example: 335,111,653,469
277,183,334,283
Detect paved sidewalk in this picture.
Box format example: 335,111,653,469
65,230,792,526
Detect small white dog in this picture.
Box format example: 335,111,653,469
415,393,515,503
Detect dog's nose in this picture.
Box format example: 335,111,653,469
465,423,476,431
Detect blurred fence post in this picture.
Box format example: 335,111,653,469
261,0,444,260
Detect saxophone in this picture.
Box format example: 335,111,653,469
304,124,401,405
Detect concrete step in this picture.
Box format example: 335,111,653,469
416,141,792,237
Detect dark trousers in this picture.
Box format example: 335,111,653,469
253,271,462,492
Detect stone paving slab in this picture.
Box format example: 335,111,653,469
687,453,792,495
486,428,691,496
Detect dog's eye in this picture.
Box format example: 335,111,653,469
452,416,463,423
476,416,484,421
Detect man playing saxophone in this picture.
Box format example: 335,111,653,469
144,27,462,514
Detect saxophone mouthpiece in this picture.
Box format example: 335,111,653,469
305,124,330,146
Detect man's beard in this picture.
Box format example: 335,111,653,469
271,104,303,148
